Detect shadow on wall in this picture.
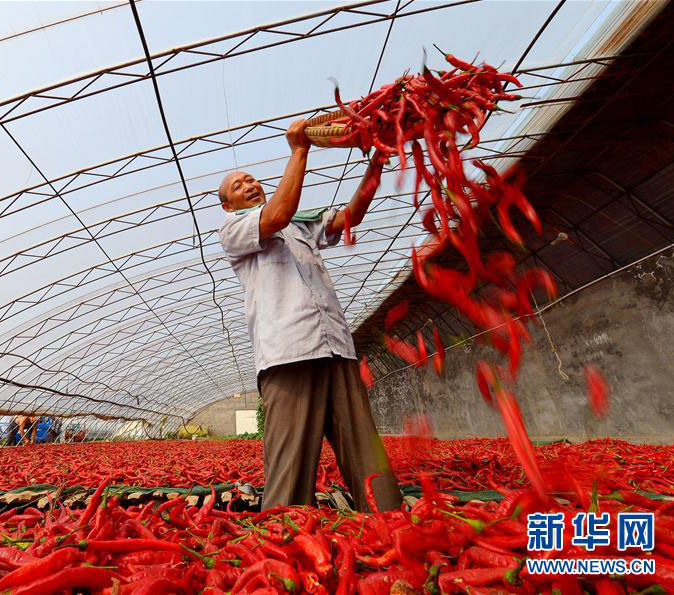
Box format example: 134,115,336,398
367,250,674,444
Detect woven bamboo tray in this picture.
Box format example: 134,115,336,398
304,109,354,148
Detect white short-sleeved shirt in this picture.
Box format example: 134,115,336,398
219,206,356,375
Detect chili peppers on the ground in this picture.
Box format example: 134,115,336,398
2,437,674,497
0,467,671,593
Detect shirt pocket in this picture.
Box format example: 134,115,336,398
288,227,320,256
258,234,289,265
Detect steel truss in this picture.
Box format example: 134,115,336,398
1,0,645,434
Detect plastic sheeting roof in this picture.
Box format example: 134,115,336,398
0,0,659,435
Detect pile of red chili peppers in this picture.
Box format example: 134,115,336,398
3,438,674,496
2,474,674,593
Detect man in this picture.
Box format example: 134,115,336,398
218,119,401,512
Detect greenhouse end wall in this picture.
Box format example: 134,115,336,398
367,249,674,444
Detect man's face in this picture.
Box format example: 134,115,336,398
219,171,266,212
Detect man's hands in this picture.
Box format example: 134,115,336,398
286,119,311,153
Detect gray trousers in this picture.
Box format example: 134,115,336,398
258,356,402,512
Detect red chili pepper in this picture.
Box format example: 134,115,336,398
594,577,626,594
293,533,332,578
494,388,547,501
475,361,495,405
357,565,426,594
394,95,408,189
416,330,428,366
231,559,299,594
443,53,476,72
14,566,119,595
432,326,445,375
385,301,409,331
422,208,439,236
585,364,610,419
0,548,35,570
438,566,519,591
120,576,186,595
384,335,423,368
81,477,111,527
0,547,85,591
343,207,356,246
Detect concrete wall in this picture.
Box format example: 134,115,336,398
188,390,260,437
368,249,674,443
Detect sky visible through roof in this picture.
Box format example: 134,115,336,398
0,0,638,434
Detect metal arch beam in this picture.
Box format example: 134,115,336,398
129,0,247,397
0,230,223,326
0,104,338,218
4,341,237,422
9,243,420,406
0,57,613,224
0,261,386,388
0,1,133,45
1,372,191,422
34,251,416,388
0,209,424,363
0,157,407,278
5,199,600,420
13,250,423,392
60,342,258,415
39,313,250,390
10,341,257,423
0,351,149,408
542,204,621,269
11,330,214,416
0,194,428,345
1,244,420,408
0,0,483,126
0,375,181,420
0,127,231,401
46,346,239,414
525,39,674,182
0,264,238,352
0,142,540,281
586,170,674,231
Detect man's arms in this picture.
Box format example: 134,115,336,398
326,151,385,237
257,118,385,242
259,120,311,241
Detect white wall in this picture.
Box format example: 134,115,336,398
235,410,258,435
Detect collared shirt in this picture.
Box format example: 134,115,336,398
219,206,356,375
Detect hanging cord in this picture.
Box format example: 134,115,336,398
129,0,247,398
222,63,239,170
372,240,674,385
530,291,569,381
